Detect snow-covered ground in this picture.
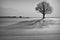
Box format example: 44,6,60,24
0,18,60,40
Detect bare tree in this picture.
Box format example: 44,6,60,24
35,1,52,19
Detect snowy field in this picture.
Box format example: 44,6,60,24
0,18,60,40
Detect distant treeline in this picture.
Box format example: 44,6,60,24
0,16,30,18
0,16,22,18
0,16,59,18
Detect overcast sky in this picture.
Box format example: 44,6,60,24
0,0,60,17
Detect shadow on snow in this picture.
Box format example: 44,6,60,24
3,18,59,29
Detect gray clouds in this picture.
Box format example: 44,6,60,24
0,0,60,17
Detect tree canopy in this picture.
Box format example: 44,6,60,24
36,1,52,14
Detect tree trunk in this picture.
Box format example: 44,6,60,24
43,14,45,19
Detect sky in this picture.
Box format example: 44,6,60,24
0,0,60,17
